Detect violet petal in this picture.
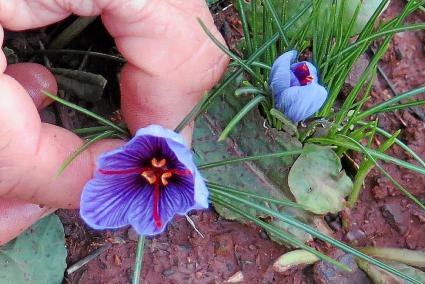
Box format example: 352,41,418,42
80,174,146,229
269,50,298,95
281,83,328,123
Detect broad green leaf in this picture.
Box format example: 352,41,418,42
288,144,353,214
193,88,327,243
235,0,387,39
52,68,107,103
0,214,67,284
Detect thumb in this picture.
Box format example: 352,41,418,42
105,0,229,142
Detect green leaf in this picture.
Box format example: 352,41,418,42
356,259,425,284
288,144,353,214
358,247,425,268
0,214,67,283
273,250,320,273
51,68,107,103
193,91,325,243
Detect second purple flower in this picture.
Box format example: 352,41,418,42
269,50,328,123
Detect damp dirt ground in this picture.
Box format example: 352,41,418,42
4,0,424,283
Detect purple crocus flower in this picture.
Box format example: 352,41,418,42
80,125,209,236
269,50,328,123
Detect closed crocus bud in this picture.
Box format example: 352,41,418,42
269,50,328,123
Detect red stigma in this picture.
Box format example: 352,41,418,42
153,182,162,228
295,63,309,73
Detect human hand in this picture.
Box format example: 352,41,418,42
0,0,228,244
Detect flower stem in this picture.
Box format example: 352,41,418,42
132,235,146,284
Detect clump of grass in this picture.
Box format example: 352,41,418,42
196,0,425,209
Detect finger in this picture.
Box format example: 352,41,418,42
0,54,123,208
0,198,55,245
0,63,58,245
4,63,58,110
0,0,229,143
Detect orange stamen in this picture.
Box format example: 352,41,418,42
161,172,173,186
141,170,157,184
151,158,167,168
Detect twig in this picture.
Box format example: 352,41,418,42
66,243,112,274
185,214,205,238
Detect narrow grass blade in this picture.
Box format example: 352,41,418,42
218,95,265,141
198,19,262,83
49,17,97,49
269,108,299,136
237,0,253,55
175,92,208,133
325,23,425,65
73,126,115,135
308,137,425,175
357,121,425,168
376,99,425,113
358,247,425,268
356,85,425,120
339,135,425,211
57,131,115,176
198,150,303,170
42,91,128,135
207,182,303,209
348,130,400,207
262,0,289,46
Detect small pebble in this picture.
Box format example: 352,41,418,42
162,268,176,277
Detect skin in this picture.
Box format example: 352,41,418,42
0,0,229,245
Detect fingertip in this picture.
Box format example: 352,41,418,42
5,63,58,110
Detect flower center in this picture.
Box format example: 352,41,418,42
293,63,313,86
98,157,192,230
140,158,191,229
140,158,173,186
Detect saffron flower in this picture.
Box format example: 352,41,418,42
269,50,328,123
80,125,209,236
